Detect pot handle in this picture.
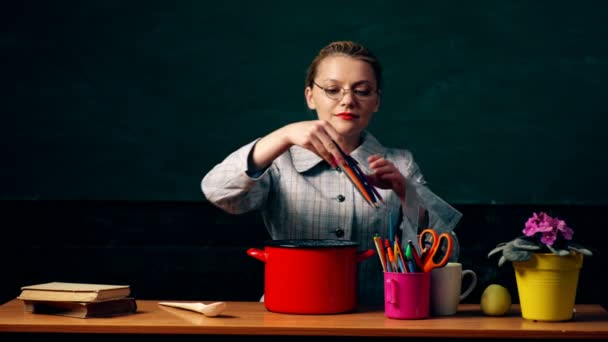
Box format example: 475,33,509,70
357,249,376,263
246,248,267,263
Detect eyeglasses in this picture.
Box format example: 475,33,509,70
312,81,378,101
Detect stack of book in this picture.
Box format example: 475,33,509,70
18,282,137,318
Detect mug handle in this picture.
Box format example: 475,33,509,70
385,278,399,304
460,270,478,300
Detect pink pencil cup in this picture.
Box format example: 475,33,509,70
384,271,430,319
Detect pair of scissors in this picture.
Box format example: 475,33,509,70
418,228,453,273
333,141,384,208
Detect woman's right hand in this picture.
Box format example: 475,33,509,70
282,120,346,168
249,120,346,172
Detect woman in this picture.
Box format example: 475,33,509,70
202,40,462,305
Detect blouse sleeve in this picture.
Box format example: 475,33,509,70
201,138,272,214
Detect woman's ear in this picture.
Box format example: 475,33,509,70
373,91,381,112
305,87,316,110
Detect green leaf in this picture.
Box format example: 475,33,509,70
488,244,507,258
502,242,534,262
547,244,570,256
568,245,593,256
498,255,507,267
512,237,542,250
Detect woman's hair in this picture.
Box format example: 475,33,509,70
305,40,383,91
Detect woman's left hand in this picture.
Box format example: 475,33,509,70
366,154,407,200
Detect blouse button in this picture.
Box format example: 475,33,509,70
335,228,345,238
337,195,345,202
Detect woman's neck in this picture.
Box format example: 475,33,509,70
341,133,363,154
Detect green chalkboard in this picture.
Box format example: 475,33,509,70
2,1,607,204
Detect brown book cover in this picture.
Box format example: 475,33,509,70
22,297,137,318
18,282,130,302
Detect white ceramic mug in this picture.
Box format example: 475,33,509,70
430,262,477,316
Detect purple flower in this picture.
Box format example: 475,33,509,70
522,212,574,246
540,230,557,245
556,218,574,240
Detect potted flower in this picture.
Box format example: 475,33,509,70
488,212,593,322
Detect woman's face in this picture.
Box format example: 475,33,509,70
305,55,380,140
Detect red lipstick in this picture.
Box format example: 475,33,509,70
336,112,358,120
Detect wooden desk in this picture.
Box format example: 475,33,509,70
0,299,607,339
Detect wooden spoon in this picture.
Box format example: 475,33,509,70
158,301,227,317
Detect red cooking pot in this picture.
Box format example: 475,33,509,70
247,239,375,314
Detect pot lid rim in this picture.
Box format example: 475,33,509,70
264,239,359,248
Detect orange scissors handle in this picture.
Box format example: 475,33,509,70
418,228,437,261
419,228,453,272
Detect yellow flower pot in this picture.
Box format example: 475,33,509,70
513,252,583,322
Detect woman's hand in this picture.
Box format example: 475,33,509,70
282,120,346,168
366,154,407,200
248,120,347,172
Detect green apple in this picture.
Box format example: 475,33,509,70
481,284,512,316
